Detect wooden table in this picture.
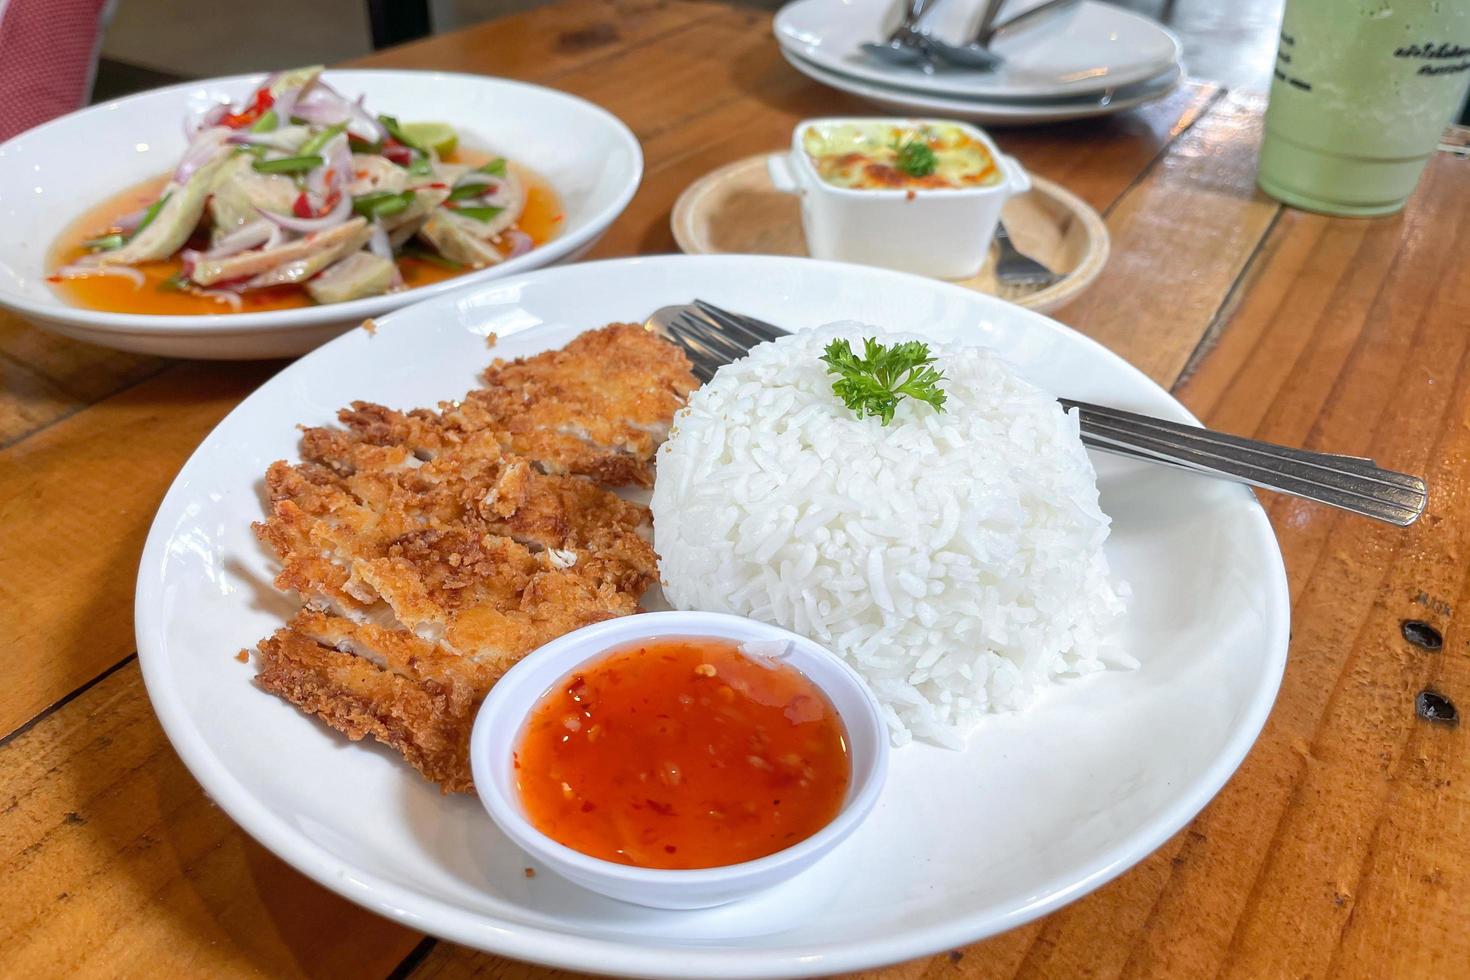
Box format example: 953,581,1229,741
3,1,1466,976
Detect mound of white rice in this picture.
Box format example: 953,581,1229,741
650,325,1131,746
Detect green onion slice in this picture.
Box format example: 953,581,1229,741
352,191,415,219
377,114,427,153
399,244,464,270
132,193,172,237
252,154,325,174
299,122,347,156
83,233,126,252
451,205,504,222
446,183,490,202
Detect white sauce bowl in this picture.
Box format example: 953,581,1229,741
469,610,889,909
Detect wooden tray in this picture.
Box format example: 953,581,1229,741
671,154,1109,314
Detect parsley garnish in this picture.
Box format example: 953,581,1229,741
820,338,947,425
894,139,937,178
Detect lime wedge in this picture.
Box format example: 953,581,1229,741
399,121,458,157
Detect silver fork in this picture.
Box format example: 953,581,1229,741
646,300,1428,527
994,222,1063,288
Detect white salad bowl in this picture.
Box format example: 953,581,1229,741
469,611,890,910
768,118,1030,280
0,70,641,359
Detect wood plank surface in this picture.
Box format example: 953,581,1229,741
0,660,422,978
0,293,168,449
0,354,77,448
2,1,1467,978
1,362,277,737
0,318,164,406
1157,148,1470,980
1051,90,1281,386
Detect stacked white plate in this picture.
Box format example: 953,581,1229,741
774,0,1185,126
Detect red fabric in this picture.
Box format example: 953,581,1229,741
0,0,110,142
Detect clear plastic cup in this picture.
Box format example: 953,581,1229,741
1257,0,1470,217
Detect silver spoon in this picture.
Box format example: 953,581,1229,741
859,0,941,68
922,0,1005,70
927,0,1082,71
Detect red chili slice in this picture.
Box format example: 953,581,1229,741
221,88,275,130
381,140,414,166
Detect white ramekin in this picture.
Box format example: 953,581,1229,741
469,610,889,910
768,116,1031,279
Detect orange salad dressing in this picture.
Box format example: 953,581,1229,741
47,150,563,316
515,637,852,870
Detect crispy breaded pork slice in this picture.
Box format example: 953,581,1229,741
252,323,695,792
338,322,697,487
257,623,480,792
257,426,657,626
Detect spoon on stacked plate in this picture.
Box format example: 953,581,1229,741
860,0,945,69
863,0,1082,72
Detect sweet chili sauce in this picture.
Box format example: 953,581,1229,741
47,150,563,316
514,637,851,870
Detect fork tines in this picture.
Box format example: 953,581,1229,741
663,301,788,382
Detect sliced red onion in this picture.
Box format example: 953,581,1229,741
265,224,288,249
256,189,351,233
503,230,534,259
306,133,353,203
327,133,352,183
193,287,244,311
350,93,388,143
271,85,303,126
226,129,303,152
368,223,404,288
175,126,230,184
291,97,351,129
112,204,151,234
306,81,387,142
54,263,145,287
204,219,276,259
185,102,229,139
367,223,392,260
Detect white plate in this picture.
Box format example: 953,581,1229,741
781,46,1183,125
775,0,1182,101
136,255,1288,978
0,70,641,359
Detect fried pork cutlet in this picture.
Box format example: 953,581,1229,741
339,322,696,487
252,324,695,792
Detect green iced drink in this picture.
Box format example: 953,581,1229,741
1258,0,1470,217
